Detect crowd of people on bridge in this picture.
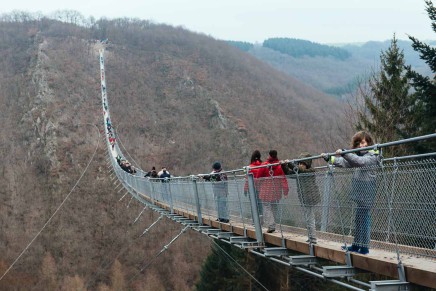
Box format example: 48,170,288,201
106,117,116,150
197,130,378,254
144,166,171,181
116,155,137,174
110,129,378,255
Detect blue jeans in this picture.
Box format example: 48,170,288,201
354,205,371,247
351,179,376,248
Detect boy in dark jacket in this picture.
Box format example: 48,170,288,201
203,162,230,223
284,152,321,244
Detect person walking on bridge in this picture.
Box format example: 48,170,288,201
204,162,230,223
322,131,379,254
144,166,158,178
258,150,289,233
160,167,171,202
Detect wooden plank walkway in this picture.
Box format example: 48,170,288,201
161,202,436,289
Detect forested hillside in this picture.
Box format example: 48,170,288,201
0,17,211,291
236,38,432,96
0,13,346,290
263,38,351,60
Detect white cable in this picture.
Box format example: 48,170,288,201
0,123,100,283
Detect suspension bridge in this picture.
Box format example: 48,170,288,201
99,49,436,291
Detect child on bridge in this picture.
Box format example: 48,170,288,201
322,131,379,254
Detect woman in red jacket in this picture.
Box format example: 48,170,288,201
244,150,263,216
258,150,289,233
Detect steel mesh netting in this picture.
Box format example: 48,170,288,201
236,176,258,227
318,167,358,245
169,179,196,214
193,174,249,225
282,171,330,238
149,178,164,202
111,148,435,258
135,176,148,197
196,180,220,222
118,168,129,189
304,160,436,257
371,159,436,257
225,176,248,225
252,175,303,235
246,160,435,258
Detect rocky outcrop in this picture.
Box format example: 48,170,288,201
21,35,59,175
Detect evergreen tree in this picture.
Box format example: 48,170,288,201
356,35,413,157
406,0,436,152
195,240,250,291
226,40,254,52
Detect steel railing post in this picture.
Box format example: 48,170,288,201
168,179,174,214
386,160,398,242
248,172,263,244
192,176,203,225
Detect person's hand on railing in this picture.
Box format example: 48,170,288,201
321,153,329,162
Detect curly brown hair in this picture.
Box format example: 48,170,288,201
351,131,374,149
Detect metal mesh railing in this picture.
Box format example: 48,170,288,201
111,155,436,259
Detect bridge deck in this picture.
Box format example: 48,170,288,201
157,200,436,289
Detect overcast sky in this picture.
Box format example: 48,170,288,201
2,0,434,44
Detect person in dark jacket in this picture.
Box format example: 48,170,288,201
204,162,230,223
160,168,171,180
284,153,321,244
106,117,112,131
159,167,171,201
322,131,379,254
118,159,136,174
144,166,158,179
258,150,289,233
